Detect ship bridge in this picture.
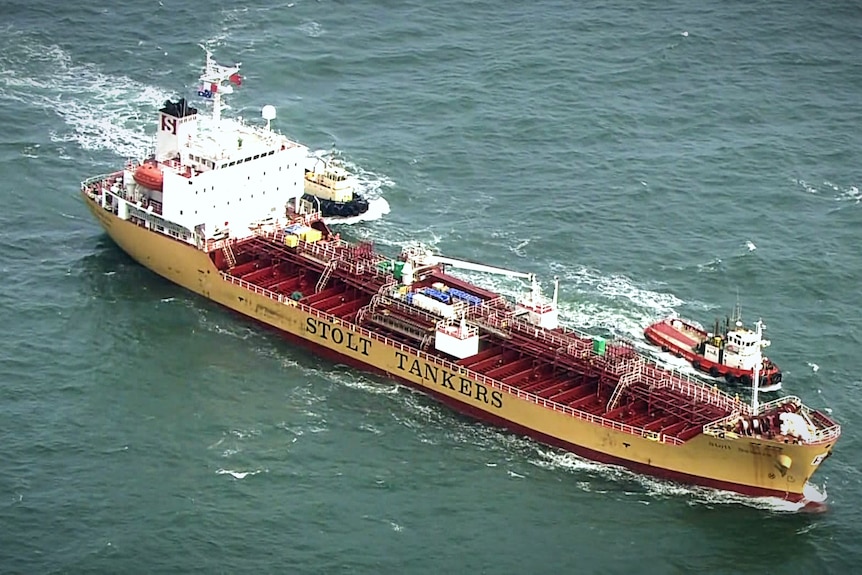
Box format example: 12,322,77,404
184,117,304,172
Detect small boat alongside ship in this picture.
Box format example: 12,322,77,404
303,156,369,219
79,50,840,505
645,305,782,392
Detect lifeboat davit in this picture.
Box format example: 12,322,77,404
133,163,164,191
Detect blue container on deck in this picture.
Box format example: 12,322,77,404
423,288,451,304
450,288,481,305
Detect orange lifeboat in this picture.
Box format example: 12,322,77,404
133,163,164,191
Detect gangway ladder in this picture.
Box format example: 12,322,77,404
606,357,645,411
315,259,338,293
222,243,237,270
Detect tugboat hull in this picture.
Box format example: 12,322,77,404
302,193,369,218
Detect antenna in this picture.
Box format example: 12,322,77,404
552,275,559,307
751,319,764,413
198,47,241,124
262,105,276,131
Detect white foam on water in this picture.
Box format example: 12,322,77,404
324,197,391,226
797,179,861,206
0,35,171,160
299,22,323,38
442,256,688,343
696,257,723,273
746,240,757,251
796,178,819,194
835,183,861,205
510,239,531,258
531,448,828,512
216,468,264,480
808,362,820,373
229,428,261,440
308,148,396,226
327,370,401,396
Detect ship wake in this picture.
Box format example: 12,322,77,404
309,148,394,226
531,449,828,513
0,29,172,161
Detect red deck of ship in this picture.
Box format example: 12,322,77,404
649,320,700,350
215,234,745,444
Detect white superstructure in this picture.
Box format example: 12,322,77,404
86,50,315,246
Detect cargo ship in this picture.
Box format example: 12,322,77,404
80,51,840,504
303,156,369,219
645,305,783,392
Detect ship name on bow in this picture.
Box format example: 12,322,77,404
394,351,503,409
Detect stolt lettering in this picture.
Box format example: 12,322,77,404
394,351,503,409
160,114,177,135
305,317,371,356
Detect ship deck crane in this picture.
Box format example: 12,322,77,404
432,256,534,281
429,255,558,309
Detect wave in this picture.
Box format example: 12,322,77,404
216,468,264,480
796,178,862,206
530,448,827,513
0,31,172,160
308,148,395,226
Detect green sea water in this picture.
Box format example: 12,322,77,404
1,1,860,573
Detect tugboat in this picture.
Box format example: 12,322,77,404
644,304,782,392
303,156,369,218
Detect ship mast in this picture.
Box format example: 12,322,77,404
199,48,241,124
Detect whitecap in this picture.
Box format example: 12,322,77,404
216,468,262,480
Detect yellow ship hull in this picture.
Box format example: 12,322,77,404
84,194,836,502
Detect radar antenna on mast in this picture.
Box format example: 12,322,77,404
196,46,242,123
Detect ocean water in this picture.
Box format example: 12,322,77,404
1,0,860,573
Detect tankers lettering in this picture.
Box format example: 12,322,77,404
394,351,503,409
305,317,372,356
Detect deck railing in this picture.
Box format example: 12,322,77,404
220,271,685,445
752,395,841,443
642,368,744,415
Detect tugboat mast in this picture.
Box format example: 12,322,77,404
751,319,764,413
